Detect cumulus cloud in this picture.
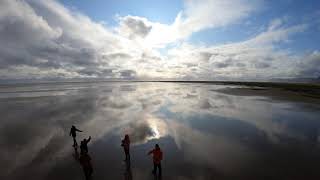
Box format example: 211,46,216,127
0,0,117,79
164,20,315,80
0,0,318,81
117,15,152,39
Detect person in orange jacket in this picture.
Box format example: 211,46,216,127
121,134,130,160
148,144,163,176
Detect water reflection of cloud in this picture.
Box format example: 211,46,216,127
120,84,137,92
99,96,132,109
166,88,304,143
166,120,258,174
1,82,320,179
119,115,169,144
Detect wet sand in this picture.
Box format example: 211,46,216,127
214,83,320,104
0,82,320,180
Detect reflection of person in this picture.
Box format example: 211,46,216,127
121,134,130,160
148,144,163,176
73,146,80,161
80,136,91,154
69,125,82,147
80,153,93,180
124,158,132,180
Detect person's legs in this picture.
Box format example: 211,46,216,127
73,136,77,146
123,149,128,160
124,148,130,160
153,163,157,174
158,163,162,176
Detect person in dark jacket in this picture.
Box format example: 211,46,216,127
80,136,91,154
121,134,130,160
148,144,163,176
69,125,82,147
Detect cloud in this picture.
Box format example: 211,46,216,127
117,15,152,39
120,69,137,79
143,0,261,47
164,20,316,80
0,0,125,79
124,121,156,144
175,0,261,37
296,51,320,78
0,0,318,81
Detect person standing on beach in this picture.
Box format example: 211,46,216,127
121,134,130,160
69,125,82,147
148,144,163,176
80,136,91,154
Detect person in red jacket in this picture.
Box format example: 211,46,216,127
121,134,130,160
148,144,163,176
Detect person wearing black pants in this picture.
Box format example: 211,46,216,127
148,144,163,176
69,125,82,147
153,162,162,175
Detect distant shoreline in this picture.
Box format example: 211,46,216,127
1,79,320,88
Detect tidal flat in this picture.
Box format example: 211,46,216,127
0,81,320,180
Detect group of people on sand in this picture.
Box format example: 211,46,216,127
121,134,163,176
70,125,164,179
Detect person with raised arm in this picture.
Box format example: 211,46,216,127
147,144,163,176
69,125,82,147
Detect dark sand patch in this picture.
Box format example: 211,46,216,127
214,83,320,104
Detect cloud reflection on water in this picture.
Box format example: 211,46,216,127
0,82,320,179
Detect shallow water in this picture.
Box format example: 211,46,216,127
1,82,320,180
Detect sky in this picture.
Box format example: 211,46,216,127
0,0,319,81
